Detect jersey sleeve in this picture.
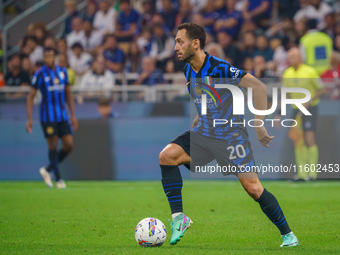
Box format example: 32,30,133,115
221,62,247,86
31,71,42,89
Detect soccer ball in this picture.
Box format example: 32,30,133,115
134,217,167,247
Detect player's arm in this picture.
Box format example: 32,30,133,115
26,87,37,133
65,85,79,131
239,73,274,148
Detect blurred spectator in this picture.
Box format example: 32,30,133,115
0,71,4,87
216,31,240,66
243,57,254,74
253,55,276,78
133,56,164,85
79,55,115,95
273,36,291,75
5,54,31,86
93,0,117,34
69,42,93,77
62,0,80,38
21,36,44,67
82,0,98,24
335,34,340,53
97,97,115,119
214,0,226,15
58,53,76,85
214,0,242,40
321,51,340,100
103,35,125,73
199,0,218,37
160,0,178,32
205,42,226,59
114,0,139,51
136,27,154,56
43,36,57,49
294,20,307,45
125,42,141,73
21,56,33,76
253,34,274,61
150,24,175,70
322,12,336,40
66,16,86,48
239,31,256,66
266,17,296,42
140,0,155,27
57,38,69,56
242,0,272,28
294,0,332,29
29,23,50,46
83,19,103,53
300,19,333,74
175,0,193,28
189,0,207,13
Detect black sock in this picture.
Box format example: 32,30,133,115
256,189,291,235
54,167,61,181
48,150,61,181
161,165,183,214
47,149,70,171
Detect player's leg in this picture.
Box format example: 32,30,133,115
159,143,190,216
159,131,192,245
302,106,318,180
238,175,298,247
39,122,59,187
54,122,74,188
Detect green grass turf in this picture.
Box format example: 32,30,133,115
0,181,339,255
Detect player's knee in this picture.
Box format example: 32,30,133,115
246,185,263,200
63,142,74,152
159,149,177,165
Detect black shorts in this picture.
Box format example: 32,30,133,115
171,131,256,175
41,121,73,138
292,105,318,132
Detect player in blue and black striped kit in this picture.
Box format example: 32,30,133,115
159,23,299,247
26,47,78,189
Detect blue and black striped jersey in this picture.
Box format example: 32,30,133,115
184,53,248,140
31,65,69,123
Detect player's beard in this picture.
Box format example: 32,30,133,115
181,45,195,63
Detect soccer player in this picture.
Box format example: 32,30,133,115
283,47,325,181
159,23,298,247
26,47,78,189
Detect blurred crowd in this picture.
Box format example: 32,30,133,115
1,0,340,90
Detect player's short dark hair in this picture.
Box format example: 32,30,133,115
177,23,206,49
43,47,57,55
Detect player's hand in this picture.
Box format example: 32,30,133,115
71,116,79,131
255,126,274,148
26,120,33,133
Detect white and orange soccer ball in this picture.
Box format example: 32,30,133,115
134,217,167,247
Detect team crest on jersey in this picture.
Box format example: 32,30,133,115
194,85,202,96
46,126,54,135
59,72,65,80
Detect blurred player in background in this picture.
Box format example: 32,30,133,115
283,47,325,181
26,47,78,188
159,23,298,247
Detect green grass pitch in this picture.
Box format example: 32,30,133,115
1,180,339,255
